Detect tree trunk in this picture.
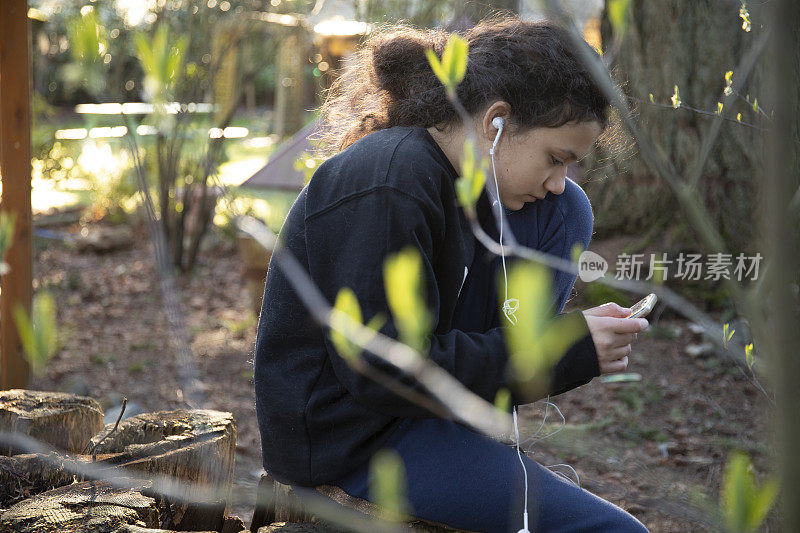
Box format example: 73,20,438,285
450,0,518,25
585,1,765,254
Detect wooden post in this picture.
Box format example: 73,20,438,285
0,0,32,389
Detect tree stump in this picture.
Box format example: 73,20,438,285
0,389,104,455
0,478,160,532
87,409,237,531
255,524,336,533
0,452,79,508
250,472,315,530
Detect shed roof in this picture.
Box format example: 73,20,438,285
240,119,322,190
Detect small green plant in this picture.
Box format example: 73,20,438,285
424,35,468,96
369,448,411,522
503,261,587,399
294,151,327,185
12,292,58,377
494,387,512,413
330,288,385,364
220,310,257,338
384,247,432,354
721,450,778,533
127,360,149,373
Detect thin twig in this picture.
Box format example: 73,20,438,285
88,397,127,462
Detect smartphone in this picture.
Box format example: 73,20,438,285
626,293,657,319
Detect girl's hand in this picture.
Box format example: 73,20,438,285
581,303,649,375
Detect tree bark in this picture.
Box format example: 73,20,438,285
585,1,765,254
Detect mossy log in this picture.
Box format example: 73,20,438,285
0,389,104,455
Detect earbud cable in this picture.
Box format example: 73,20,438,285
490,148,519,325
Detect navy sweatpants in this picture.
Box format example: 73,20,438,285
303,178,649,532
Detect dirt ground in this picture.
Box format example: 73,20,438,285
29,219,776,532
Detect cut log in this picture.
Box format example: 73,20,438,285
0,389,104,455
220,514,247,533
250,473,474,533
73,225,134,253
250,471,315,530
113,525,217,533
0,478,159,532
256,524,338,533
0,452,77,508
88,409,237,530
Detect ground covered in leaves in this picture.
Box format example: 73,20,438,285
30,219,775,532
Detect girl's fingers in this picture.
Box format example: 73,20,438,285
583,303,631,318
597,316,649,333
601,356,629,374
596,333,637,353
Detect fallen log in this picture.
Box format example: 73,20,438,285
0,389,104,455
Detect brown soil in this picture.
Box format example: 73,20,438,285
29,219,776,532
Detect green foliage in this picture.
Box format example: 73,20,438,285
293,151,327,185
502,262,587,397
12,292,58,377
723,323,735,349
369,448,411,522
220,310,257,338
330,287,366,364
383,247,433,354
724,70,734,96
0,212,15,275
607,0,633,41
330,288,385,364
582,282,628,309
570,242,585,265
745,343,754,370
739,2,752,32
455,139,488,211
134,25,186,106
494,387,512,413
63,9,107,94
425,35,468,95
722,451,778,533
670,85,682,109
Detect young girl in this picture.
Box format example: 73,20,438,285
254,15,650,533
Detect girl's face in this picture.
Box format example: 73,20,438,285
493,120,602,211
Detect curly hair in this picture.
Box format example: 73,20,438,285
312,13,611,155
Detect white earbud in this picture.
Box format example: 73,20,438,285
490,116,504,155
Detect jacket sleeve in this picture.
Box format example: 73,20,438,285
306,186,516,418
305,186,600,417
